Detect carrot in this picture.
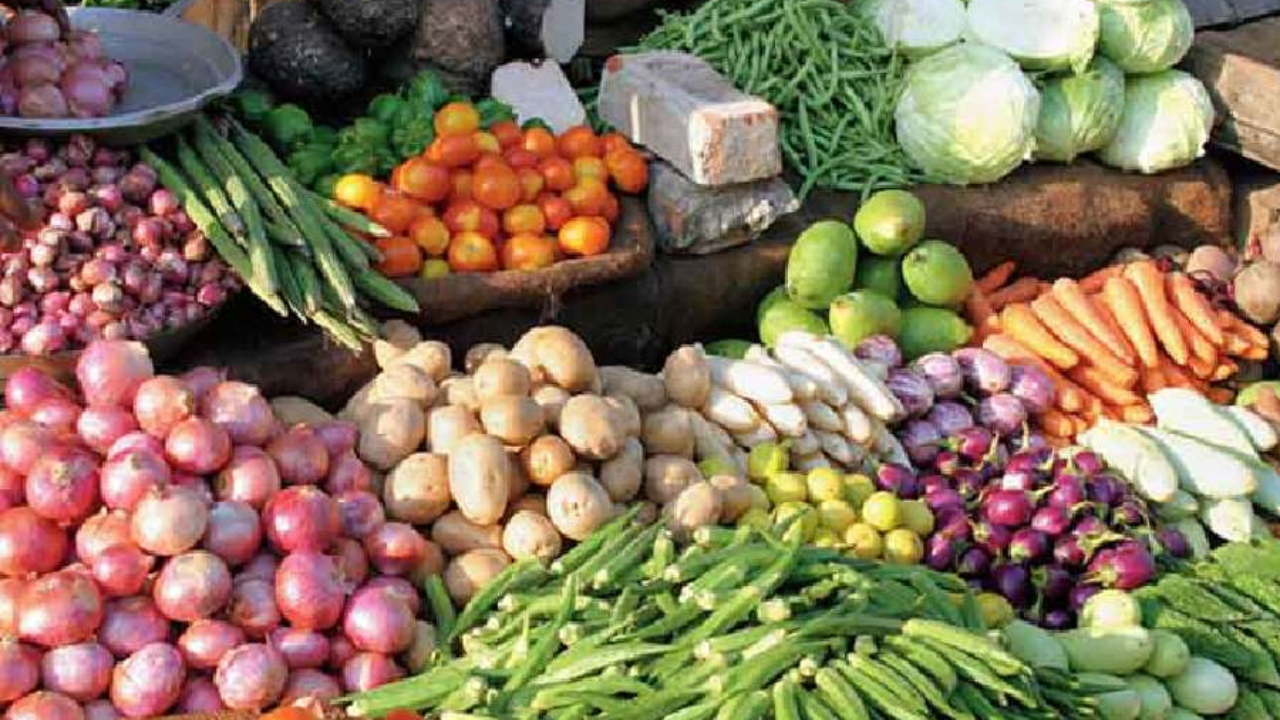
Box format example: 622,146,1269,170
1218,309,1270,350
976,261,1017,294
1073,414,1095,435
1124,261,1188,365
1223,331,1253,358
1068,365,1143,407
1159,356,1197,390
1000,303,1080,370
1242,344,1270,361
1207,387,1236,405
1140,365,1167,395
964,289,1000,342
1212,359,1238,382
1188,353,1216,380
1043,435,1072,449
1120,403,1154,424
1052,278,1135,364
1102,277,1160,369
986,277,1042,310
1089,295,1137,361
1039,409,1076,438
982,334,1088,412
1170,306,1217,367
1031,294,1137,388
1167,273,1224,346
1078,265,1123,294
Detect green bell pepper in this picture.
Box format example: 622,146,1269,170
331,139,380,176
391,104,435,160
287,142,336,187
262,104,314,152
232,88,275,125
310,126,339,148
368,94,405,124
314,174,341,198
341,118,390,149
405,71,451,111
476,98,515,128
522,117,552,132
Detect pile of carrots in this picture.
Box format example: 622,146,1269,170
964,258,1269,445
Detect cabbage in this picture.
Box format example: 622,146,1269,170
895,44,1040,185
1097,70,1214,175
1035,57,1125,162
866,0,966,58
966,0,1099,72
1096,0,1194,73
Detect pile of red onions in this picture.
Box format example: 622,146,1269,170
0,340,441,718
0,133,238,357
0,11,127,118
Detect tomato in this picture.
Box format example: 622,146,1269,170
490,120,523,148
504,148,539,170
369,191,425,235
410,215,450,256
503,204,546,236
430,135,481,168
538,194,573,231
517,168,545,202
601,192,620,223
606,149,649,194
573,156,608,183
563,177,609,216
475,153,507,174
420,258,450,280
474,131,501,154
435,101,481,137
501,233,557,271
601,132,633,156
558,216,610,257
333,174,382,211
557,125,603,159
261,708,316,720
522,127,557,158
443,199,500,239
451,169,474,201
392,158,452,203
375,236,423,278
538,156,576,192
385,710,424,720
448,230,499,272
472,164,522,211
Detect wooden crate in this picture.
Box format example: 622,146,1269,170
1184,16,1280,172
169,0,287,51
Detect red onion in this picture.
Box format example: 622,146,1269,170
148,189,178,217
201,381,274,446
20,318,67,355
180,366,224,402
152,550,231,622
77,405,138,455
269,627,330,670
325,450,373,495
263,485,340,554
0,465,21,506
0,639,39,702
214,643,287,710
133,376,195,438
75,508,132,565
214,445,280,509
176,676,224,713
0,507,68,576
40,641,113,702
5,365,69,415
364,576,421,616
106,431,163,460
236,552,278,585
177,619,245,670
0,578,24,636
364,522,428,577
275,550,345,631
165,417,231,475
76,340,153,408
13,54,60,87
343,585,416,654
91,544,152,598
226,578,279,638
341,652,403,693
25,445,100,523
18,569,103,646
0,420,57,475
90,183,123,212
18,85,68,118
8,12,61,45
29,395,81,434
267,425,330,485
110,642,185,717
328,636,355,670
280,668,341,704
331,537,368,590
131,485,209,556
337,490,385,540
83,699,121,720
98,597,170,657
201,499,261,566
6,690,85,720
100,449,169,512
313,420,358,457
61,62,112,118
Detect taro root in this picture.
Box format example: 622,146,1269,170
313,0,419,49
248,1,365,104
1233,261,1280,326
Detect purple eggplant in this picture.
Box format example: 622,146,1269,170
1111,501,1146,527
1046,476,1086,509
974,522,1013,557
1053,535,1087,568
956,547,991,578
933,450,961,477
1088,475,1128,507
887,368,935,418
925,535,957,571
927,402,975,437
1072,515,1108,537
1042,609,1074,630
1156,528,1191,559
953,468,984,499
1072,450,1104,476
1008,364,1055,415
977,393,1028,436
1000,470,1037,492
1008,447,1052,474
1009,528,1050,563
876,463,915,494
899,419,943,466
935,513,972,542
854,334,903,368
1031,505,1072,537
952,427,994,462
1020,432,1050,453
925,487,965,516
914,352,964,399
1068,584,1102,613
921,474,951,496
1087,541,1156,590
954,347,1011,395
983,489,1034,527
1036,563,1074,601
991,563,1033,607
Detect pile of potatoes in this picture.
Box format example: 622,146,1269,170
327,322,763,606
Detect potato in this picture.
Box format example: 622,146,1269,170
664,482,723,540
600,437,643,502
391,340,453,383
521,435,576,487
480,396,545,446
507,450,529,503
663,345,711,409
546,472,614,541
510,326,599,392
709,475,752,522
426,406,481,455
531,384,571,429
642,405,695,457
273,395,334,426
432,510,502,555
384,452,451,524
465,343,508,374
507,493,547,519
448,433,513,525
358,398,426,470
502,510,562,562
441,376,481,413
643,456,702,505
559,394,628,460
373,319,422,369
474,358,532,401
605,395,642,438
369,364,439,406
409,539,447,584
444,548,511,605
402,621,437,674
601,366,667,411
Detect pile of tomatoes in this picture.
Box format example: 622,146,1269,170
332,101,650,278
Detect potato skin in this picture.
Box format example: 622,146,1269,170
664,482,724,540
521,435,576,488
358,398,426,470
427,406,481,455
479,396,545,446
709,475,752,522
448,433,512,526
601,366,667,411
441,377,481,413
531,384,571,429
384,452,451,524
465,344,508,374
604,395,642,438
506,493,548,519
373,320,422,369
502,510,562,562
474,359,532,402
663,346,711,409
600,437,643,502
642,406,695,457
431,510,502,555
558,394,628,460
445,548,511,605
370,364,438,406
511,326,599,392
392,341,453,383
643,456,702,505
546,472,614,541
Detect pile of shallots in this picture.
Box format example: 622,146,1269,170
0,134,237,357
0,340,440,719
0,11,127,118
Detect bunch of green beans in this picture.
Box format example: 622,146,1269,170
636,0,926,199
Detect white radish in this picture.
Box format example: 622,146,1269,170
871,421,910,466
801,401,843,433
792,430,821,456
702,387,761,433
779,333,904,421
759,403,807,437
705,355,793,405
690,412,736,462
1224,406,1278,453
733,422,778,448
772,344,848,407
839,404,873,445
793,453,831,472
817,431,860,467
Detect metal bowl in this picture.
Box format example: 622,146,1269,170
0,7,242,144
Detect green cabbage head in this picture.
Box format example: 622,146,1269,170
1097,70,1214,174
1035,57,1126,163
1096,0,1194,73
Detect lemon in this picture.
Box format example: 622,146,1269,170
860,491,902,532
844,473,876,507
812,527,842,548
806,468,846,503
773,501,817,543
900,500,935,536
977,593,1015,628
883,529,923,565
844,523,883,559
748,442,790,482
698,456,738,481
817,500,858,533
737,507,772,531
766,472,808,505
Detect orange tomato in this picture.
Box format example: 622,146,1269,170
410,215,450,256
392,158,451,203
503,204,546,236
517,168,544,202
443,199,500,239
435,101,481,137
451,169,474,201
490,120,523,148
573,156,608,183
448,231,499,272
538,194,573,231
475,153,507,174
563,177,610,216
385,710,424,720
474,131,501,154
429,135,481,168
333,174,382,211
260,708,315,720
538,156,576,192
504,148,539,170
472,164,522,211
557,125,603,159
522,127,557,158
501,233,557,271
602,192,620,223
369,191,424,235
558,216,610,257
375,236,423,278
606,149,649,194
601,132,633,156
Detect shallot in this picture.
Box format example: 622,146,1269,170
110,642,185,717
177,619,244,670
280,668,341,704
99,449,169,511
269,627,330,670
90,544,151,598
74,509,132,565
343,584,416,654
263,485,339,553
226,578,279,639
267,424,329,485
175,677,224,713
341,652,402,693
364,521,428,576
24,445,99,523
132,375,195,438
76,405,137,454
0,506,68,576
165,417,230,475
214,643,287,710
201,499,262,565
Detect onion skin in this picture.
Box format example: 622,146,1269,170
24,445,100,523
236,552,278,585
364,521,428,576
343,585,416,654
91,544,152,598
9,12,62,45
268,425,330,485
331,537,369,590
6,690,86,720
175,676,225,713
29,396,82,434
327,636,356,670
341,652,402,693
180,366,226,403
215,446,281,509
201,499,262,566
324,449,373,495
110,642,185,718
0,639,39,703
214,643,288,710
337,489,386,539
96,597,170,658
165,417,232,476
39,641,113,702
280,668,341,704
363,576,420,615
76,340,154,408
5,365,69,416
133,376,196,438
226,578,280,639
18,569,104,647
202,381,274,446
269,627,330,670
83,699,121,720
314,420,358,457
74,509,132,565
100,449,170,512
274,550,345,631
1,420,58,475
0,578,24,636
107,431,163,461
152,550,232,622
131,485,209,557
177,619,245,670
263,485,340,554
77,405,138,454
